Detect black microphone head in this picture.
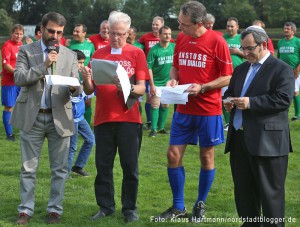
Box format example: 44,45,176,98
47,39,60,54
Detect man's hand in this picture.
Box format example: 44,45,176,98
186,83,201,96
81,66,92,83
230,97,250,110
166,79,178,88
113,75,122,91
223,98,234,112
44,50,58,68
149,84,157,96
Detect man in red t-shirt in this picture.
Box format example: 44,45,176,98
89,20,110,50
156,1,233,222
82,11,149,223
1,24,24,141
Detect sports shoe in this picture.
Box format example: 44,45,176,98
291,116,300,121
156,207,187,220
224,123,229,131
190,201,206,223
158,129,168,134
71,166,91,177
149,130,157,137
6,134,16,142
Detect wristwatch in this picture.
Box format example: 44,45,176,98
130,84,134,92
200,84,206,93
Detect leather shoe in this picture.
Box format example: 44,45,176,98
47,212,61,224
16,212,31,225
123,210,139,222
91,210,113,220
124,212,139,222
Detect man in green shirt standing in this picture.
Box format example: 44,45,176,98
68,23,95,124
278,22,300,121
223,17,245,130
147,26,175,137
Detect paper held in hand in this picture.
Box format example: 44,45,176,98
158,84,192,105
45,75,80,87
90,59,131,103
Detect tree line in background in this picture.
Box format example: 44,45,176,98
0,0,300,36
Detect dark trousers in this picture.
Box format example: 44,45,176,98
230,129,288,227
94,122,142,215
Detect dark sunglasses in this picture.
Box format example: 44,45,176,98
45,28,63,35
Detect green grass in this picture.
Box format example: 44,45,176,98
0,53,299,226
0,97,299,227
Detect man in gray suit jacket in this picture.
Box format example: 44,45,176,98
11,12,81,225
224,26,294,227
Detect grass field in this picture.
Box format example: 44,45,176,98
0,52,299,226
0,95,299,226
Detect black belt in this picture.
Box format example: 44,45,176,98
39,109,52,114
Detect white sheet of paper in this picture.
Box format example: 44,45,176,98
161,90,189,104
90,59,131,103
223,97,233,103
155,84,191,104
91,59,118,84
116,64,131,103
162,84,192,94
45,75,80,86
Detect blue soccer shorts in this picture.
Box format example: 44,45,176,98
170,111,225,147
1,85,20,107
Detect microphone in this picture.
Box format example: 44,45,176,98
47,39,59,75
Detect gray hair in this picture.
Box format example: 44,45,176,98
180,1,207,24
108,11,131,30
284,22,297,32
100,20,108,28
153,16,164,25
205,14,215,23
241,25,268,44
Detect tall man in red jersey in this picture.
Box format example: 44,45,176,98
1,24,24,141
156,1,233,222
89,20,110,50
82,11,149,222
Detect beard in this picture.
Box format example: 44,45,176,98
44,37,57,46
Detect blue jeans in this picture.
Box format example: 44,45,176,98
68,118,95,172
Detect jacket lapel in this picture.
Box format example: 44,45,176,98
245,55,274,95
32,40,44,66
55,45,65,75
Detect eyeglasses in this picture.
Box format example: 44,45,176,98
240,44,259,52
45,28,63,35
177,19,196,28
109,31,127,38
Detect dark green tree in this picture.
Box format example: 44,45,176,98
122,0,150,32
0,8,14,36
221,0,257,28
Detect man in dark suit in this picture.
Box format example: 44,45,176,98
12,12,81,225
224,26,294,227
